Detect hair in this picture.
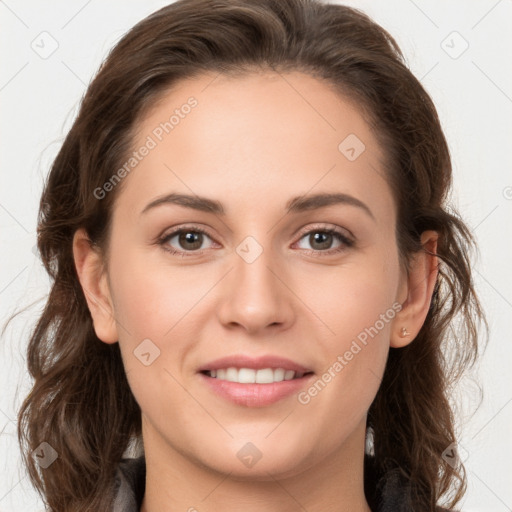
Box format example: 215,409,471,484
16,0,486,510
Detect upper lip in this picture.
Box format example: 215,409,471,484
198,355,313,373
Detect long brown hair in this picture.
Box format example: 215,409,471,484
17,0,486,510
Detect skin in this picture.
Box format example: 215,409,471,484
73,70,438,512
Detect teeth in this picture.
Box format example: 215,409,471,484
284,369,296,380
273,368,285,382
226,367,238,382
206,367,305,383
255,368,274,384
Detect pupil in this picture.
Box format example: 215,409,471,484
311,232,331,250
180,232,202,250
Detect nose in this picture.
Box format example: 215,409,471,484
216,243,295,335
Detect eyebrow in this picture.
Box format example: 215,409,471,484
141,192,375,220
286,193,375,220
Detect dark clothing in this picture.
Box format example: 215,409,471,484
112,456,146,512
112,455,450,511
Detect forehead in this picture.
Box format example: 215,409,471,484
115,70,394,223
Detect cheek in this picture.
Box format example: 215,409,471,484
107,245,209,339
296,251,399,413
108,275,193,425
304,253,400,344
106,246,220,402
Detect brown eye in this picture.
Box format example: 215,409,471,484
159,227,215,255
176,231,204,250
308,232,334,250
296,229,353,254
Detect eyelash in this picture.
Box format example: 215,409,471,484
157,224,354,258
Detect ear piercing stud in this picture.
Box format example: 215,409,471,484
400,327,410,337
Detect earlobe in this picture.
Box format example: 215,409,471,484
72,228,118,344
391,230,439,348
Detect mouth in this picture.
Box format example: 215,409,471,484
200,367,314,384
197,355,315,407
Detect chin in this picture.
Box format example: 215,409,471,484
191,439,316,481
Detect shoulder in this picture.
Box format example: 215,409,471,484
364,455,457,512
112,456,146,512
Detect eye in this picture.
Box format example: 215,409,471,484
158,226,215,256
157,223,354,258
294,226,354,255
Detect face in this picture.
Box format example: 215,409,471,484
84,71,411,479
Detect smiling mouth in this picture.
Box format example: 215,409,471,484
200,367,314,384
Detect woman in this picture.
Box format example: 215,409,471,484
18,0,485,510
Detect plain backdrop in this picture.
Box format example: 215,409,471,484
1,1,511,510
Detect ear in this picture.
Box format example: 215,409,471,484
391,230,439,348
72,228,118,344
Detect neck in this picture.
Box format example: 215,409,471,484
140,418,371,512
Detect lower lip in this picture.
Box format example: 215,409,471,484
199,372,315,407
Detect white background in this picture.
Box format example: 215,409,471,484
1,1,511,510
